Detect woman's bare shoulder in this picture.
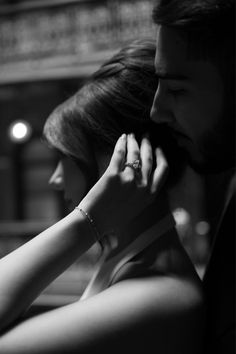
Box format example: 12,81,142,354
100,274,205,353
109,271,204,316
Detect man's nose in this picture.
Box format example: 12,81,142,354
48,162,64,191
150,86,174,124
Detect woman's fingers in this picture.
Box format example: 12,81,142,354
124,134,140,178
150,148,168,194
109,135,167,197
109,134,127,172
82,137,168,236
140,135,153,185
126,134,140,162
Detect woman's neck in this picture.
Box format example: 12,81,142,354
104,194,172,257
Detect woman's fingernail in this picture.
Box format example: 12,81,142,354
130,133,135,138
121,134,126,139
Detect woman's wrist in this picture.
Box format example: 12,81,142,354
74,206,101,243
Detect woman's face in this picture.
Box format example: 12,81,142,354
49,151,110,212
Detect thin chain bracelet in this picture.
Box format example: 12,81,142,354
75,207,100,242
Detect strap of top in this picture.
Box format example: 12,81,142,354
80,213,176,300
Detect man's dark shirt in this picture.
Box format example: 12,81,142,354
203,185,236,353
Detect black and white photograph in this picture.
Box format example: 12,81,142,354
0,1,235,353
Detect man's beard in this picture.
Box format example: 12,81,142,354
149,123,188,188
190,109,235,175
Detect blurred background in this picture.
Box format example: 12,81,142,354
0,0,213,312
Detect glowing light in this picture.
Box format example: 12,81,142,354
195,221,210,236
9,120,32,143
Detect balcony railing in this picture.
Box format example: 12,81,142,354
0,0,156,83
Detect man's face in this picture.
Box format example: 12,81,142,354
151,25,234,173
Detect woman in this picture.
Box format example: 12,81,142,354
0,40,204,353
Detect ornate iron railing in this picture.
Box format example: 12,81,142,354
0,0,155,83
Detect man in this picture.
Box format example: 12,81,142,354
150,1,235,353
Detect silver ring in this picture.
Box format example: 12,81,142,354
124,159,142,172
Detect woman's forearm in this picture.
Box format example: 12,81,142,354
0,135,169,334
0,209,95,332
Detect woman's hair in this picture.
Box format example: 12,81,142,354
43,39,158,162
44,38,185,187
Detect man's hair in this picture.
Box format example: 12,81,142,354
152,0,235,129
152,0,235,62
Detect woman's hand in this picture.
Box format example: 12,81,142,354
79,133,168,238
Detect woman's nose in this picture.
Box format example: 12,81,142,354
48,162,64,191
150,85,174,125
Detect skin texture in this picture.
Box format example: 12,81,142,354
151,25,233,173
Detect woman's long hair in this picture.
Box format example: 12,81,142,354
44,39,158,158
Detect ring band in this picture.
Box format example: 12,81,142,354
124,159,142,172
